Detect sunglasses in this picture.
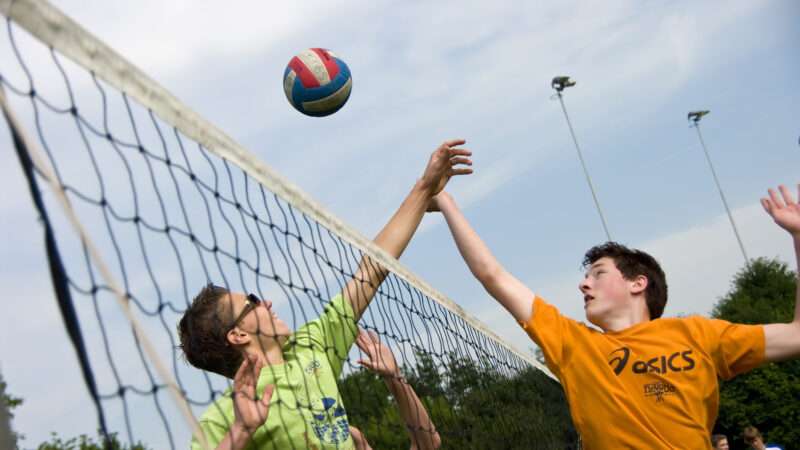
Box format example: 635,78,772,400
228,293,263,330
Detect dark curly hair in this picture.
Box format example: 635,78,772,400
178,284,243,378
583,242,668,319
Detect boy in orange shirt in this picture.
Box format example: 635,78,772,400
429,184,800,449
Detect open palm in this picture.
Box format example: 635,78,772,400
232,355,274,434
355,329,399,377
418,139,473,196
761,184,800,238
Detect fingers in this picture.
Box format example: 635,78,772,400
451,168,474,176
443,138,466,148
761,198,773,215
261,384,275,408
449,156,472,166
252,354,264,373
357,358,375,372
768,188,785,209
356,329,372,353
233,354,251,385
448,147,472,157
778,184,796,205
367,330,381,344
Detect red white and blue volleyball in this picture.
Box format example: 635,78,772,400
283,48,352,117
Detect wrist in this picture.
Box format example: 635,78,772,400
381,371,404,383
414,178,436,196
231,421,255,440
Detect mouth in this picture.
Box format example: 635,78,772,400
583,295,594,308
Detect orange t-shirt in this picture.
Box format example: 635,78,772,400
521,296,765,449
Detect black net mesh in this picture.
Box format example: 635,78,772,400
1,10,577,450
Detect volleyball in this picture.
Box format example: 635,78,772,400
283,48,352,117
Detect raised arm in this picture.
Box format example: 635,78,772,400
761,184,800,363
430,191,535,324
343,140,473,320
355,330,441,450
213,355,274,450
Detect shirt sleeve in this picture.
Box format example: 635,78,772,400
518,296,578,378
701,318,765,380
291,294,358,378
191,419,227,450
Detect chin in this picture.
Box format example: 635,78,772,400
584,306,605,327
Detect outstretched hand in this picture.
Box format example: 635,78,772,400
418,139,473,196
232,354,274,435
355,329,399,377
761,184,800,239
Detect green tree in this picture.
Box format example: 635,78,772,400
36,432,149,450
711,257,799,449
1,373,149,450
2,371,24,449
339,352,578,449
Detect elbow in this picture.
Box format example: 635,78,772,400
411,432,441,450
474,263,502,290
431,432,442,449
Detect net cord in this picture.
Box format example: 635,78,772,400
0,83,213,450
0,0,552,383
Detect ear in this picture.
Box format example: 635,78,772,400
226,327,251,346
629,274,648,296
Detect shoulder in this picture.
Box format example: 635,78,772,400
198,391,233,424
654,315,713,331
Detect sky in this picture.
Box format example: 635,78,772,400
1,0,799,448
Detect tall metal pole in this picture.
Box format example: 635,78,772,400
690,113,749,263
554,83,612,242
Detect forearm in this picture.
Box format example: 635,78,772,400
437,193,500,281
345,181,432,318
373,180,431,258
763,235,800,362
383,375,440,450
436,193,535,322
793,235,800,324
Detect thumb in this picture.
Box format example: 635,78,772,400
357,359,375,371
261,385,275,408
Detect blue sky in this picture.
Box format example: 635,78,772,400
1,0,798,448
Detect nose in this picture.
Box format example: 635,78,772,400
579,277,590,293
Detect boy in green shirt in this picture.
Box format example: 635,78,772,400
178,140,473,450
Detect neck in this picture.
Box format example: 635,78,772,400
601,298,650,332
247,336,287,366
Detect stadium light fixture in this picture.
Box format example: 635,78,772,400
552,76,576,92
687,109,749,263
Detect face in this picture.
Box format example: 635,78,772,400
579,257,638,327
223,292,291,345
715,438,729,450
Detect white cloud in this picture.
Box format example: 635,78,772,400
0,0,795,447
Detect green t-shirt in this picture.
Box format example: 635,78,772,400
191,294,358,450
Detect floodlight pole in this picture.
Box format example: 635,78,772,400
688,111,749,263
552,76,612,242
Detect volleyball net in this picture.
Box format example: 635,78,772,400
0,1,576,448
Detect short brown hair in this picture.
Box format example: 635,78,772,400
583,242,668,319
711,434,727,448
178,284,242,378
743,425,762,444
